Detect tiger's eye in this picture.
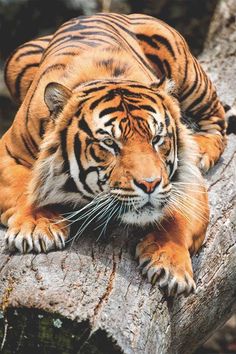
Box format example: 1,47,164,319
152,135,161,145
103,138,114,147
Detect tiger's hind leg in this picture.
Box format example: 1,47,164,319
133,17,227,172
0,151,69,253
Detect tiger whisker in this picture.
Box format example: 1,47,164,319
171,189,207,208
66,197,117,243
49,195,112,226
95,203,120,241
168,195,207,222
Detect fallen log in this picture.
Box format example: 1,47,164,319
0,1,236,353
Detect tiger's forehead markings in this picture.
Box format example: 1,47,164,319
85,82,168,140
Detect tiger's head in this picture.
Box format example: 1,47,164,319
29,79,201,226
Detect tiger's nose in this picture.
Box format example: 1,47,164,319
134,176,162,194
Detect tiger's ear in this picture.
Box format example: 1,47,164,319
44,82,72,116
150,76,175,95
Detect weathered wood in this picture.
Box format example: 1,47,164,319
0,1,236,353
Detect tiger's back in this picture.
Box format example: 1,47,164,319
3,14,225,169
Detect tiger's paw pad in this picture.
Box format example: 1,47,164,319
5,216,69,253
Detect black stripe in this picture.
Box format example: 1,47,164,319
90,146,105,163
139,105,156,113
74,134,93,194
74,97,91,113
60,128,70,173
179,60,199,102
105,13,130,25
80,16,156,77
15,49,43,62
56,22,88,35
21,134,36,159
126,103,139,111
99,105,123,118
15,63,38,100
192,92,217,118
146,53,165,76
135,118,150,137
140,93,157,103
69,36,101,47
39,118,48,138
96,128,108,135
104,117,117,127
180,49,189,89
186,80,208,113
104,18,136,39
47,145,58,154
201,99,221,119
15,43,44,52
136,33,160,49
163,59,172,78
126,83,150,90
110,24,156,76
153,34,176,59
119,117,130,137
78,117,94,138
42,35,74,59
36,36,52,42
51,44,84,58
84,85,106,95
89,95,106,110
5,144,21,164
60,130,78,192
28,133,38,152
63,177,78,193
55,51,77,57
59,17,81,28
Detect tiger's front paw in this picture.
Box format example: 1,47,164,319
5,209,69,253
136,233,196,297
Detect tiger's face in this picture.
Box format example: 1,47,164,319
31,80,193,226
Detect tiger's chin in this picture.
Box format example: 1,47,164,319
119,205,164,226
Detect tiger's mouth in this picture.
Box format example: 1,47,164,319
65,192,169,240
115,197,168,226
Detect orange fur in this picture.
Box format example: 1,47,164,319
0,13,226,296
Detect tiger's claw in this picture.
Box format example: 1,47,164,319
136,233,196,297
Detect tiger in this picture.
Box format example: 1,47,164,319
0,13,226,296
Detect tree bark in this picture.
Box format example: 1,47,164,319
0,1,236,353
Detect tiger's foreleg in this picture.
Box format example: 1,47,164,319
136,187,209,296
0,155,69,253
